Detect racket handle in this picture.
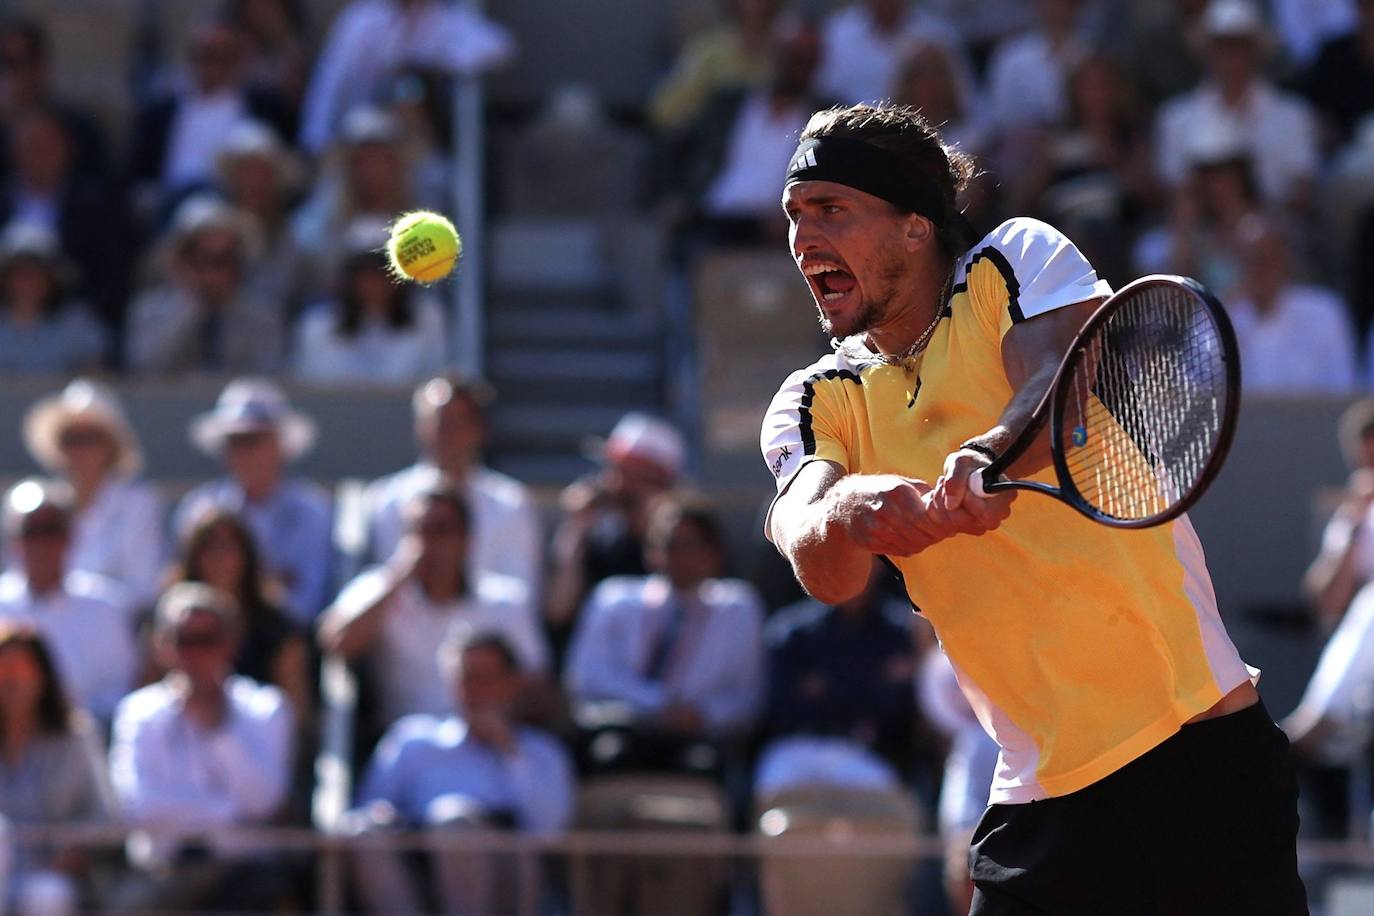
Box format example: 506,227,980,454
969,468,988,498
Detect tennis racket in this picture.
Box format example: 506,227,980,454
967,275,1240,528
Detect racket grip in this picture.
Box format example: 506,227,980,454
969,468,988,498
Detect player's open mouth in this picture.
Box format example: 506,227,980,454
802,262,857,304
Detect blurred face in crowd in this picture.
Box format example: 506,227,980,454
417,383,486,472
223,428,284,499
408,496,469,584
769,20,820,99
1206,35,1262,95
0,641,47,721
734,0,782,34
12,504,69,593
0,256,58,320
11,109,70,192
645,510,722,590
454,643,519,718
191,520,250,597
224,153,283,218
190,22,245,95
56,420,119,486
1192,159,1256,222
346,141,404,211
0,25,46,104
1068,54,1123,125
1038,0,1081,34
165,608,238,689
1237,220,1291,305
864,0,905,29
346,254,396,318
602,454,675,514
180,228,244,305
896,45,960,121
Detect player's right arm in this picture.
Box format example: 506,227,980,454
768,460,940,605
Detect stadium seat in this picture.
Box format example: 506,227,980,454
754,785,922,916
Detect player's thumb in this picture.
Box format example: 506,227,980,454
941,465,968,510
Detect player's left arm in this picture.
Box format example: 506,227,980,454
931,297,1104,514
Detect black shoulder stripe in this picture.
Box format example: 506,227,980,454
965,246,1024,323
798,368,862,456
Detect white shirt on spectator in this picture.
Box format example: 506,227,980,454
337,568,547,727
986,31,1083,132
0,570,135,723
300,0,513,152
292,296,447,385
1226,285,1357,394
1272,0,1357,67
919,648,1000,834
364,462,543,601
703,92,813,219
163,92,248,191
357,714,573,834
1155,81,1319,205
816,3,966,105
68,477,166,612
565,574,765,737
108,675,292,864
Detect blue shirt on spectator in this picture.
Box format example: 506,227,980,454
174,478,334,625
356,714,573,835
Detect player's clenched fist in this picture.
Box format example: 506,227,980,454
826,474,949,556
929,447,1016,536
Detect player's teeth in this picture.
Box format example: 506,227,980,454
823,291,844,301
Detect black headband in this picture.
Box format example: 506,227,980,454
785,136,949,225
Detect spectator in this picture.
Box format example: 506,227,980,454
1122,0,1210,114
890,39,992,160
107,583,292,912
1305,399,1374,627
985,0,1090,138
362,374,542,601
223,0,312,124
1013,51,1155,285
671,15,828,246
1300,0,1374,150
319,481,548,730
1155,0,1319,212
299,0,513,154
291,217,446,384
1225,214,1357,394
126,17,292,219
814,0,967,106
565,495,765,772
213,119,312,320
0,622,113,916
292,107,430,284
648,0,782,133
21,379,166,609
0,16,108,179
0,223,107,376
918,645,999,916
0,105,131,334
1134,120,1263,296
755,563,918,797
175,379,332,626
1272,0,1358,69
0,480,135,724
346,630,573,915
167,508,311,722
547,413,686,647
125,195,283,375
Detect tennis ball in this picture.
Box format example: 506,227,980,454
386,211,461,284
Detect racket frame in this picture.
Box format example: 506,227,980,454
974,275,1241,528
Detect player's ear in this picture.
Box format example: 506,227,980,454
903,213,935,251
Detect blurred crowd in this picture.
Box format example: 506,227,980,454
1,0,1373,913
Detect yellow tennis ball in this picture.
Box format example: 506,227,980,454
386,211,461,284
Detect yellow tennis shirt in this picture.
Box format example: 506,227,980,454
761,218,1254,803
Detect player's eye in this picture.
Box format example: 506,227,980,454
822,204,843,215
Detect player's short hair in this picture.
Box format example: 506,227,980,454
799,103,977,259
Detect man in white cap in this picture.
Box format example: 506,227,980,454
1155,0,1320,211
546,412,687,650
0,479,136,723
175,378,333,625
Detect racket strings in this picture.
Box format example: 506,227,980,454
1059,286,1230,521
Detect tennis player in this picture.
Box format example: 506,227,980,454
761,103,1305,913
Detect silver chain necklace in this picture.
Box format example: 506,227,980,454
863,268,956,368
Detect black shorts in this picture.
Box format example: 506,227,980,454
968,700,1307,915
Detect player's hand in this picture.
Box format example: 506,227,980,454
829,474,949,556
929,448,1016,535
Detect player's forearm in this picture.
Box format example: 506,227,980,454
774,482,883,605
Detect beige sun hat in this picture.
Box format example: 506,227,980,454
23,378,145,477
215,119,306,193
189,377,317,461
